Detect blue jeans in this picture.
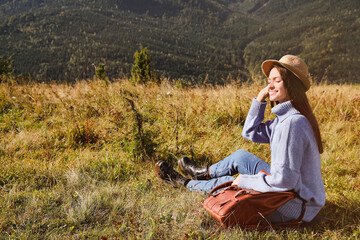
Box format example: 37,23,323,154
187,149,294,224
187,149,270,193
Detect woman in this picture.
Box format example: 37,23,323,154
155,55,326,224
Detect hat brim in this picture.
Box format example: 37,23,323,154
261,59,280,78
261,60,310,91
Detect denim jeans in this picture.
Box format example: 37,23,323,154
187,149,270,193
186,149,295,224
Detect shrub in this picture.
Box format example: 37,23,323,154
122,94,158,161
131,46,159,84
0,55,14,82
95,63,106,80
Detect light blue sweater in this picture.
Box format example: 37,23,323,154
239,99,326,222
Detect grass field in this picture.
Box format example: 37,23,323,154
0,79,359,239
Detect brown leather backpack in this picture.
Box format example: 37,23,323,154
202,181,306,229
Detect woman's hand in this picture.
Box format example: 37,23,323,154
232,174,242,186
256,86,269,102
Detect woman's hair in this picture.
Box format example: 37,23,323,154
272,65,324,154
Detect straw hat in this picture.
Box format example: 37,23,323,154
261,55,310,91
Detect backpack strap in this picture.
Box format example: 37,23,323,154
208,181,234,196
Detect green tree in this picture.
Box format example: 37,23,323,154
0,56,14,82
95,63,106,80
131,46,157,84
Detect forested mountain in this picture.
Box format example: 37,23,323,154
0,0,359,83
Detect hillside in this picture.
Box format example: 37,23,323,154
0,0,359,83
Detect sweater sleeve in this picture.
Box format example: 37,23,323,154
238,116,307,192
241,98,275,143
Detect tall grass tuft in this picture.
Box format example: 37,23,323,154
68,121,100,149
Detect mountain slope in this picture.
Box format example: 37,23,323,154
0,0,359,83
243,0,360,83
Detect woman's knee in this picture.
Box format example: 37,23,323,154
232,149,250,159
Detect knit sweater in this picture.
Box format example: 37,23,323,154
239,99,326,222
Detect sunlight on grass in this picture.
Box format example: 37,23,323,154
0,80,359,238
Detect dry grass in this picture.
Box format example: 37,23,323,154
0,79,359,239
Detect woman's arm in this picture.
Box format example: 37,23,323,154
238,116,309,192
242,86,275,143
241,98,275,143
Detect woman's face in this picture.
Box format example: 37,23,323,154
268,67,289,103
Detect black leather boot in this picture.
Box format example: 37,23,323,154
155,161,190,187
178,156,210,180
